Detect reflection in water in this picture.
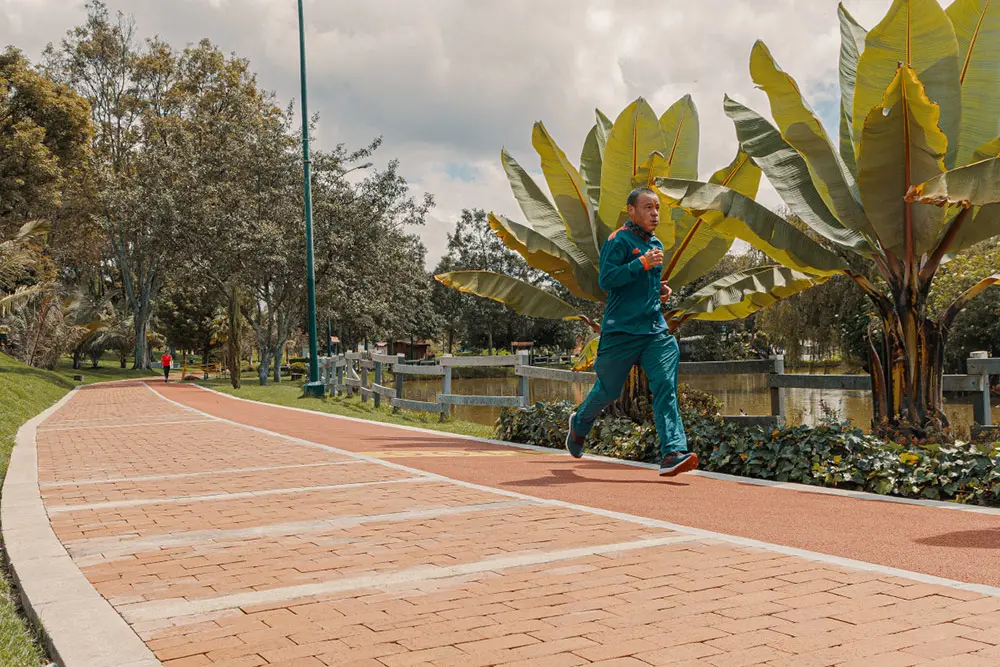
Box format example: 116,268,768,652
400,372,998,437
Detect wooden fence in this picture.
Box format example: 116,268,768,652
318,352,997,430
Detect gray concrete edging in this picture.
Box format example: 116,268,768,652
3,388,160,667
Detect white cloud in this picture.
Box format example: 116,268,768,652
2,0,933,266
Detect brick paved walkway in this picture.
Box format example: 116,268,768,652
26,381,1000,666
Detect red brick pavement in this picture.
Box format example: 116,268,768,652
29,381,1000,666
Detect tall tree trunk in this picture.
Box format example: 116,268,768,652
272,345,283,383
132,315,149,370
448,329,454,354
257,347,272,386
73,349,82,370
226,288,242,389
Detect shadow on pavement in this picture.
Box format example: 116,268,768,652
915,528,1000,549
502,467,686,489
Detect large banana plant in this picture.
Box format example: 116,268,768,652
657,0,1000,435
435,96,831,370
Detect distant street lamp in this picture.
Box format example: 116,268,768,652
298,0,324,397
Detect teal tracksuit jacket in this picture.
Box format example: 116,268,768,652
572,224,687,456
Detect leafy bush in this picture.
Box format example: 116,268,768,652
290,362,307,375
496,392,1000,507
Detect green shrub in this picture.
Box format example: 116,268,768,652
496,391,1000,507
290,362,307,375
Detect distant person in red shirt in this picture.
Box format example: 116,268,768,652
161,352,172,382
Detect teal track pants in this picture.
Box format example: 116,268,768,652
572,331,687,458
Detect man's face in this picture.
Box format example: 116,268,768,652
627,191,660,234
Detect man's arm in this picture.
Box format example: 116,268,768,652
598,238,661,290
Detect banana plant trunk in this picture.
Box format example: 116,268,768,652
612,366,654,423
868,298,949,438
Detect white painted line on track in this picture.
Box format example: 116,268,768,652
46,477,432,514
41,460,364,488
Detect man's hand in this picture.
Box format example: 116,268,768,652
660,281,673,303
642,248,663,269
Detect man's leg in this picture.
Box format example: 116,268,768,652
640,332,695,476
567,333,642,457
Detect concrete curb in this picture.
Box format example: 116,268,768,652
188,382,1000,517
3,388,160,667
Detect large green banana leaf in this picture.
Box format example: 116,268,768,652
599,98,665,232
662,150,762,287
433,271,582,321
750,41,868,232
580,109,613,218
838,4,868,176
942,273,1000,325
907,156,1000,207
853,0,962,169
925,139,1000,253
946,0,1000,166
973,136,1000,162
660,94,699,180
723,95,872,254
500,148,594,269
668,265,830,323
634,151,675,248
656,178,849,276
858,66,949,258
488,213,603,301
572,332,600,372
532,122,601,268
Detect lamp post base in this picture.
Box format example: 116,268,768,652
302,381,326,398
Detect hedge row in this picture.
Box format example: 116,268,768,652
495,386,1000,507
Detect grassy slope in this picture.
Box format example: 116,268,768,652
0,353,73,666
201,375,495,440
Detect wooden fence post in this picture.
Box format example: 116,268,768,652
393,353,405,413
769,354,786,428
335,355,344,396
517,352,531,407
360,353,370,403
441,354,453,421
971,352,992,427
373,357,383,409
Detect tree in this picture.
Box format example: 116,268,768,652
156,280,223,369
0,221,49,316
928,240,1000,373
44,3,188,369
314,148,435,351
435,96,827,340
434,95,826,417
659,0,1000,437
0,47,92,245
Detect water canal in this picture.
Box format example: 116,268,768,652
398,370,999,436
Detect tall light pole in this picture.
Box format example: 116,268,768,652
298,0,324,397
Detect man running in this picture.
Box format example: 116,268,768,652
565,187,697,477
161,350,172,383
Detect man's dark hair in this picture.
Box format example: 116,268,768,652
626,187,657,207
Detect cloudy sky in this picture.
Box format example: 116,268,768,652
2,0,906,267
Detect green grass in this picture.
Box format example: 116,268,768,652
50,354,160,386
0,353,71,666
200,374,496,440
